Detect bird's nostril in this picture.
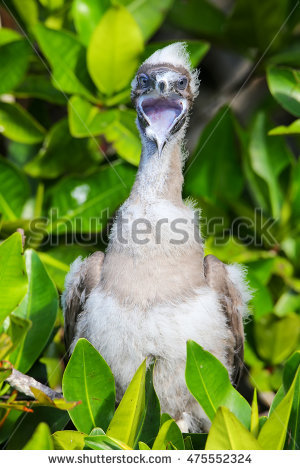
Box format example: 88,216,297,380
158,81,165,92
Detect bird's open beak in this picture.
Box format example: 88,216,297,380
138,94,187,157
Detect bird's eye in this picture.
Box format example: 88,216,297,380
177,77,188,90
138,74,150,88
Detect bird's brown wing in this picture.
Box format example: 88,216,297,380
203,254,244,386
62,251,104,353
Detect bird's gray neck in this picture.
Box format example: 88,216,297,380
129,132,184,206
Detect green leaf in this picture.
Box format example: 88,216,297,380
25,118,101,179
106,360,146,448
274,291,300,316
68,95,117,138
269,119,300,135
87,5,144,95
127,0,174,41
285,364,300,449
9,250,58,373
103,109,141,165
72,0,110,46
0,157,30,221
205,407,262,450
15,75,66,105
52,430,85,450
185,340,251,428
0,233,28,325
135,361,160,448
254,313,300,365
0,39,31,95
168,0,225,36
248,112,293,218
185,108,243,204
0,102,45,144
139,441,151,450
152,419,184,450
5,314,32,357
85,434,131,450
258,370,297,449
23,423,53,450
250,389,259,438
0,28,21,46
47,162,135,234
33,23,96,100
267,66,300,117
12,0,38,26
62,339,115,434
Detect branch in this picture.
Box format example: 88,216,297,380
5,368,63,400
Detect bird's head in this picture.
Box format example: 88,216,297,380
131,42,199,157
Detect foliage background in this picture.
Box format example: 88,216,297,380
0,0,299,451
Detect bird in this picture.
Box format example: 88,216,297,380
62,42,251,433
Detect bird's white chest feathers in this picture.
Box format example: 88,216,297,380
73,282,231,418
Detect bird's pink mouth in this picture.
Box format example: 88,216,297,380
141,97,183,131
138,95,187,155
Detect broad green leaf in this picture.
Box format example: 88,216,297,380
0,334,13,361
0,28,21,46
139,441,151,450
52,430,85,450
152,419,184,450
25,118,101,179
40,356,63,389
103,109,141,165
143,40,210,68
0,233,28,325
12,0,38,26
269,119,300,135
250,389,259,438
205,407,262,450
267,66,300,117
285,365,300,449
185,341,251,428
62,339,115,434
274,291,300,316
85,434,131,450
283,351,300,392
10,250,58,373
258,370,298,449
0,39,31,95
107,360,146,448
254,313,300,365
47,162,135,234
4,314,32,357
248,112,293,218
15,75,66,105
87,5,144,95
72,0,110,45
33,23,96,100
38,245,93,291
168,0,225,36
0,102,45,144
68,95,117,138
23,423,53,450
135,361,160,448
127,0,174,41
0,157,30,221
185,108,243,204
